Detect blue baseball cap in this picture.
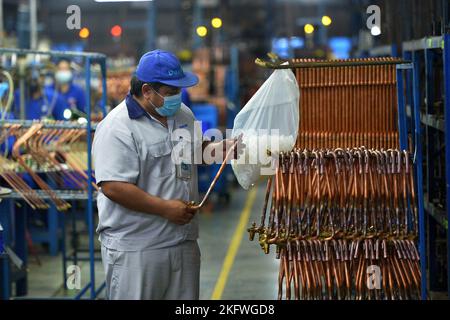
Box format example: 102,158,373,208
135,49,199,88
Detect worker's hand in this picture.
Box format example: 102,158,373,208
163,199,198,225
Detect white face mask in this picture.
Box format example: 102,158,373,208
55,70,73,84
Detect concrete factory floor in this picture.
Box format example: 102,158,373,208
14,183,279,300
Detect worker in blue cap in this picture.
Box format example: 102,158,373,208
92,49,242,300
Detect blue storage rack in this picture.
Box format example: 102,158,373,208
401,35,450,299
372,35,450,299
0,47,107,300
395,61,427,299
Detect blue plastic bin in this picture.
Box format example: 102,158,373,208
191,104,229,197
191,104,219,138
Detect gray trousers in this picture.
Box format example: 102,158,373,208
101,240,201,300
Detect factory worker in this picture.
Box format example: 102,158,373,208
13,76,67,120
52,59,86,116
92,49,242,300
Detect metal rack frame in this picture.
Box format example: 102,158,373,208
391,61,427,300
400,35,450,299
257,56,426,299
372,34,450,297
368,37,450,299
0,47,107,300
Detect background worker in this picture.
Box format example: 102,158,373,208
92,49,242,300
52,59,86,116
13,73,67,120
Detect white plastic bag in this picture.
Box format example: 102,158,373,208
231,69,300,189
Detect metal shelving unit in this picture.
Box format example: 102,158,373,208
369,35,450,299
423,196,448,229
402,34,450,298
396,61,427,300
0,47,107,300
1,190,98,200
406,105,445,132
0,119,98,130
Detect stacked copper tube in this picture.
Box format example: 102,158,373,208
0,123,95,210
248,58,420,300
248,148,420,299
294,58,399,149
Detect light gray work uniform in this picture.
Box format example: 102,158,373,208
92,93,202,300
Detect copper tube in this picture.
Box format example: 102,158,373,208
190,138,240,209
249,58,419,300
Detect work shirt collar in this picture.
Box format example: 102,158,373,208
126,92,175,130
126,92,150,120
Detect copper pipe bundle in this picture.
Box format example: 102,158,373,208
0,122,94,210
248,147,420,300
294,58,398,149
248,58,420,299
0,124,48,209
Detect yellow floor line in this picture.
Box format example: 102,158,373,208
210,187,258,300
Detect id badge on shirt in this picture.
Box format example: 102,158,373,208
176,162,192,180
176,137,192,181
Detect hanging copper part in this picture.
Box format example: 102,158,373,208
1,121,98,210
248,148,420,300
12,124,70,210
0,125,48,209
248,57,419,300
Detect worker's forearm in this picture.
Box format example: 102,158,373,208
100,181,167,216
